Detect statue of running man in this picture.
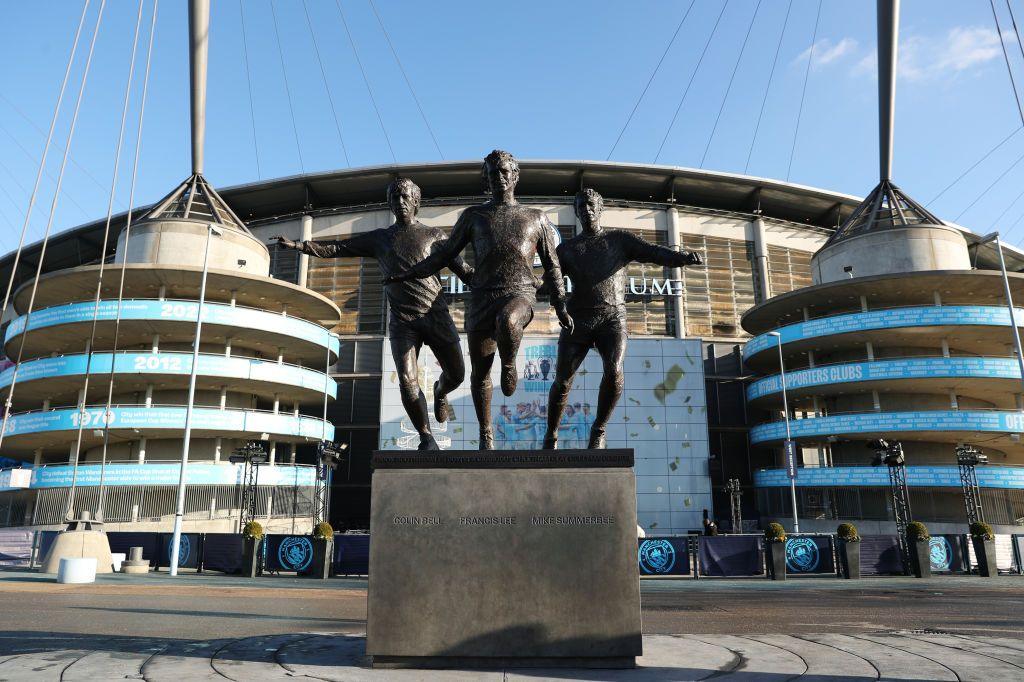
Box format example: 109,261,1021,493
544,189,702,449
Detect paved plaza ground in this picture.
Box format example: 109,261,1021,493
0,569,1021,680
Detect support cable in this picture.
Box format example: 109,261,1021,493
991,0,1024,126
786,0,822,181
954,147,1024,222
66,0,146,522
0,93,109,194
701,0,762,168
1007,0,1024,67
269,0,306,173
0,0,106,461
0,124,93,221
926,126,1021,205
368,0,443,160
654,0,729,164
302,0,351,167
96,0,159,509
237,0,262,178
606,1,696,160
745,0,793,174
335,0,397,163
991,183,1024,229
0,0,91,331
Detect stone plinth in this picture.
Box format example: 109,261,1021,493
41,530,113,574
366,449,641,669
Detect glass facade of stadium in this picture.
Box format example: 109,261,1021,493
2,160,1023,534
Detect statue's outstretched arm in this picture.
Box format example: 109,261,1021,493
623,231,703,267
272,231,380,259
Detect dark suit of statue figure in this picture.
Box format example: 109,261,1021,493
544,189,702,449
386,150,572,449
274,178,471,451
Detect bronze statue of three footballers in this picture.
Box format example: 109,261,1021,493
278,150,702,450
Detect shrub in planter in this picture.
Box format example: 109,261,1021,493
969,521,997,577
764,522,787,581
837,522,861,579
308,522,335,580
241,521,264,578
906,521,931,578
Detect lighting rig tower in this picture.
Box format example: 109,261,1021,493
955,444,987,525
725,478,742,533
230,441,267,532
314,440,347,526
869,439,912,573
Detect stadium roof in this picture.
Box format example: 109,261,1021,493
0,160,1019,292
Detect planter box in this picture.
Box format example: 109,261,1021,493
838,539,860,579
241,537,262,578
971,537,998,577
765,541,786,581
910,540,931,578
304,539,333,579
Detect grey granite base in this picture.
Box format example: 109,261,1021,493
366,449,642,669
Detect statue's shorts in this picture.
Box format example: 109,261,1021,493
465,290,535,333
389,309,460,351
559,311,627,348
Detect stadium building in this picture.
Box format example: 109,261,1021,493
1,159,1022,535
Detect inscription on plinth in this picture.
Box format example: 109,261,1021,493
367,449,641,669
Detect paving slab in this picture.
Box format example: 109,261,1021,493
140,638,232,682
505,634,738,681
0,648,90,681
688,634,806,681
802,633,956,680
913,633,1024,670
748,634,877,681
276,633,504,681
859,633,1022,682
61,648,157,681
210,633,312,681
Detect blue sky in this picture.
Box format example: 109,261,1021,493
3,0,1024,252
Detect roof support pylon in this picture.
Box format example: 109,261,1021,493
189,0,209,175
877,0,898,183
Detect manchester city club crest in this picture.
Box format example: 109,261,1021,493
639,539,676,574
168,534,191,566
279,536,313,572
785,537,820,573
929,536,953,571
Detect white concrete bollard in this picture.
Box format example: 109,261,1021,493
57,557,97,584
110,553,126,572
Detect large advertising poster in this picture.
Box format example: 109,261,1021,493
380,335,712,534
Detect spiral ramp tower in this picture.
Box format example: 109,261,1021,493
743,0,1024,534
0,175,340,531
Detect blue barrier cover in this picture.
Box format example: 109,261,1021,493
638,537,690,575
929,535,966,573
158,533,200,570
859,534,904,575
785,536,834,574
333,535,370,575
698,535,763,576
106,532,161,565
264,535,316,573
0,530,33,566
201,534,245,574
